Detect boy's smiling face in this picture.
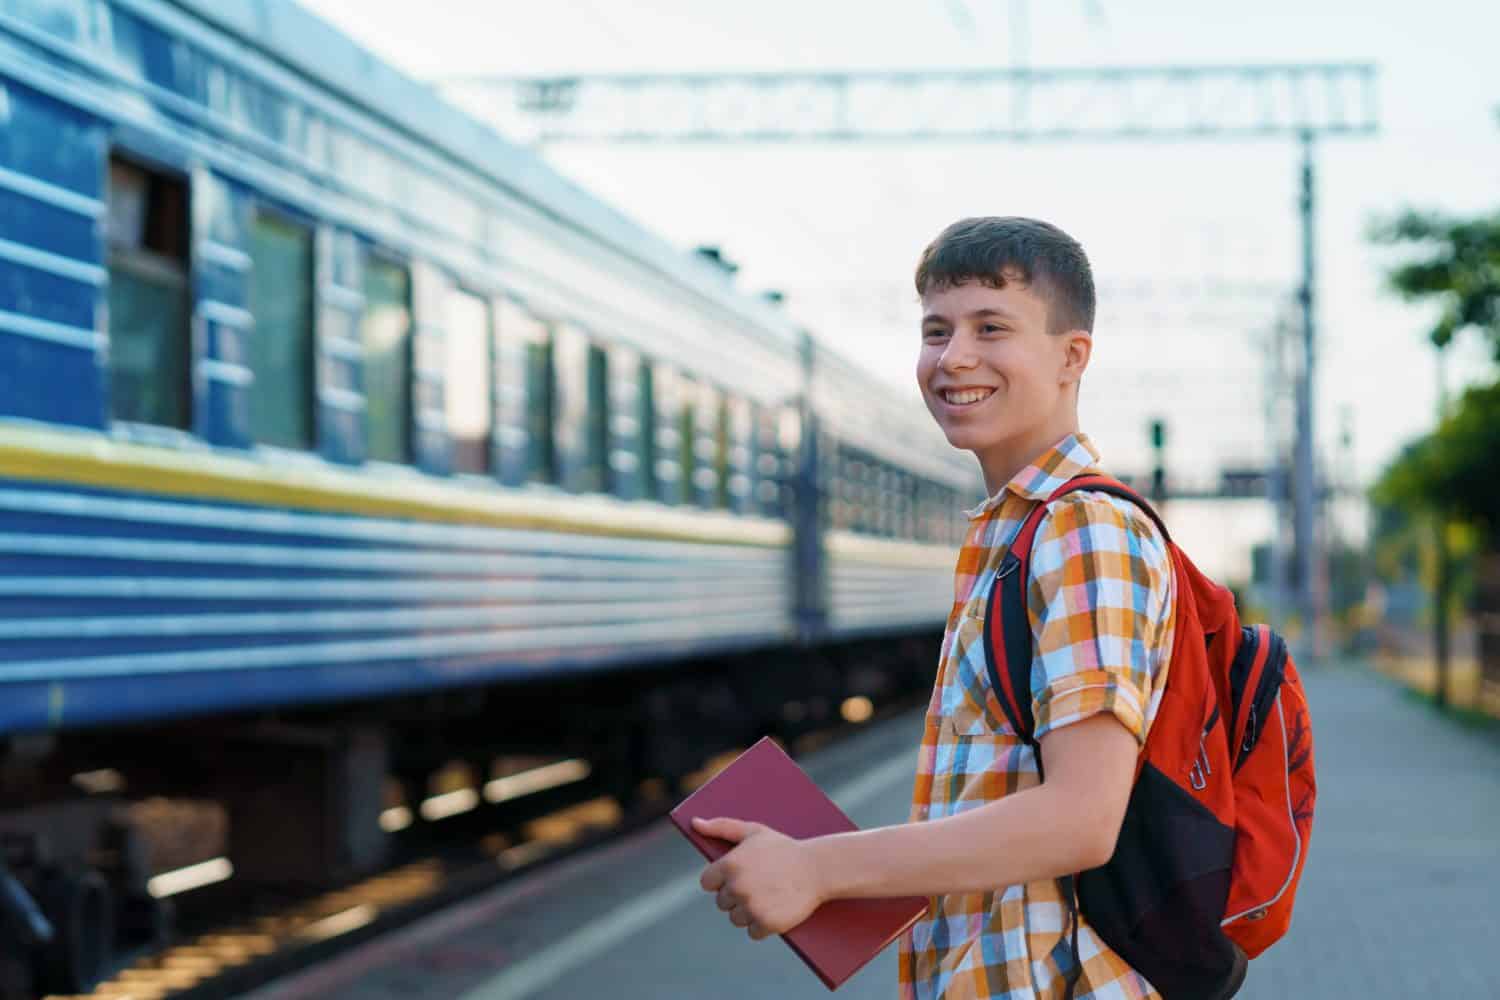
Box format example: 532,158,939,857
917,276,1091,494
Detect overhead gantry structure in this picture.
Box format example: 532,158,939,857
442,64,1375,144
443,63,1381,657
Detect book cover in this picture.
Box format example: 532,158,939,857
669,736,929,990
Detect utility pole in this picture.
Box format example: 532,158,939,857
1293,131,1323,662
1433,343,1452,707
1264,310,1293,630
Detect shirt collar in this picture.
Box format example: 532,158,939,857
963,431,1103,518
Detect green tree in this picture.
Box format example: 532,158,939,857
1370,210,1500,357
1374,382,1500,536
1368,209,1500,705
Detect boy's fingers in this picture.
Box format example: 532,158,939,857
699,863,725,892
691,816,759,842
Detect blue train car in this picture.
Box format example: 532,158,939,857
0,1,977,991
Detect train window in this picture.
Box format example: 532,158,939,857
880,464,896,537
847,454,863,532
677,376,697,505
605,343,642,500
551,325,589,492
878,465,890,536
916,480,935,543
854,457,865,533
831,450,849,531
754,405,784,516
854,458,870,534
887,469,900,538
651,363,682,504
864,461,877,534
445,288,492,475
495,299,542,487
361,254,412,464
636,359,656,500
832,453,846,531
898,471,914,539
910,476,921,539
584,342,610,494
726,396,752,513
248,209,316,449
686,381,719,508
696,384,724,508
525,327,555,484
106,156,191,429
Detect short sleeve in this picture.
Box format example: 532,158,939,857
1025,491,1175,744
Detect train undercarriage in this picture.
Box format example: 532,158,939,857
0,632,940,997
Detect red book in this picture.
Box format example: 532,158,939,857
669,736,929,990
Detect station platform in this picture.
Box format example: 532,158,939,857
248,662,1500,999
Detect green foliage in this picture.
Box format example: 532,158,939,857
1367,493,1423,583
1369,208,1500,548
1373,381,1500,536
1368,209,1500,356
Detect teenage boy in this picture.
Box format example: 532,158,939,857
693,217,1174,999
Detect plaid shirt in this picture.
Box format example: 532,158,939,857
898,432,1176,1000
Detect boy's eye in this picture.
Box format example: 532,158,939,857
922,328,949,340
980,324,1005,335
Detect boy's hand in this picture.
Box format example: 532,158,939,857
693,817,825,940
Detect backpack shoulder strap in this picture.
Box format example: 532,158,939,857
982,475,1168,746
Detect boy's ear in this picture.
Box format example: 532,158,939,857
1060,330,1092,385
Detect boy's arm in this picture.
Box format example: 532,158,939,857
695,712,1136,937
814,710,1137,895
698,492,1172,939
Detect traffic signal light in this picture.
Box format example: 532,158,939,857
1148,419,1167,503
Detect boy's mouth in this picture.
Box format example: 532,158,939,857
940,387,996,407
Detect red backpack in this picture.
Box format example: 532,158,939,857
983,476,1316,1000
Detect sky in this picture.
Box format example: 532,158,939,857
291,0,1499,578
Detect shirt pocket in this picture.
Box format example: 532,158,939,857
939,608,1013,739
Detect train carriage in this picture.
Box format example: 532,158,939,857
0,0,978,993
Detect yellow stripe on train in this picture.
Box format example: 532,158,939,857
0,421,789,547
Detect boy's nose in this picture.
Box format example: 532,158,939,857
939,340,979,372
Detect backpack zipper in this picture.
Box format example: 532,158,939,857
1190,704,1220,790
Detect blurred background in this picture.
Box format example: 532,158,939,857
1,1,1497,997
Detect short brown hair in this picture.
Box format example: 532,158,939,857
914,217,1095,334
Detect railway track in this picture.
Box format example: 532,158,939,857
45,698,921,1000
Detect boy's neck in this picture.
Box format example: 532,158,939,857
977,417,1082,498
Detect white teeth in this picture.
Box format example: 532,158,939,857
943,388,993,406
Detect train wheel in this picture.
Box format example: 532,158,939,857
35,867,114,994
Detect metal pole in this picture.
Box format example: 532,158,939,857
1265,312,1290,629
1294,131,1323,661
1433,344,1451,706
